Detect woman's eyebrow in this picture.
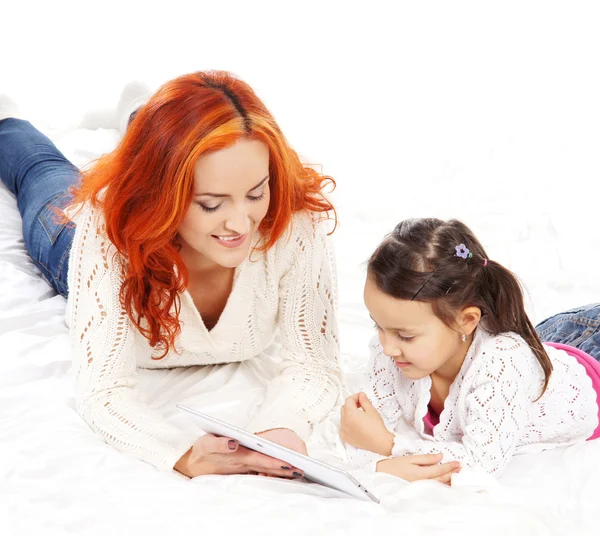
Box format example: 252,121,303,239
196,175,269,198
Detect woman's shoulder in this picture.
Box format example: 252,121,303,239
68,199,106,235
286,209,334,239
68,200,123,272
268,210,335,258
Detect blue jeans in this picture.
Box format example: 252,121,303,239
536,303,600,360
0,118,78,297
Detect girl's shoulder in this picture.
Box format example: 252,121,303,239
464,329,543,385
476,329,533,357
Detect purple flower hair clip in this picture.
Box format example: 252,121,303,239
455,243,473,260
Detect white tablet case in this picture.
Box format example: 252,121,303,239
177,404,380,503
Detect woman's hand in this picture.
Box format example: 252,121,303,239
174,433,305,478
256,428,308,455
340,392,395,456
376,453,460,485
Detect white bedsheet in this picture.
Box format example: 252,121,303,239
2,128,600,535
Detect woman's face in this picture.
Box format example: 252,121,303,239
177,138,271,271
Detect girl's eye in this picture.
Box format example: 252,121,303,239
373,323,382,331
247,192,266,202
198,203,221,213
396,334,414,343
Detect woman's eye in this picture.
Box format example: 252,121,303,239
247,191,266,202
198,203,221,213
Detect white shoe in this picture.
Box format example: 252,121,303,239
116,81,152,135
0,95,20,121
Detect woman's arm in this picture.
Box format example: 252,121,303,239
245,213,342,439
68,205,197,471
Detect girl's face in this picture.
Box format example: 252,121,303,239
177,138,271,271
364,275,479,381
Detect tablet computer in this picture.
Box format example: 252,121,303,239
177,404,379,503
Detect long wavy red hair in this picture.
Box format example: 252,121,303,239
71,70,336,358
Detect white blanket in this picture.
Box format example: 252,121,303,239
2,128,600,536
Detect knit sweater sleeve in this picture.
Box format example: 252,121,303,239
391,336,538,475
68,204,197,472
344,337,405,469
245,213,343,439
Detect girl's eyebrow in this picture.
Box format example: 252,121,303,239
195,175,269,198
369,314,417,332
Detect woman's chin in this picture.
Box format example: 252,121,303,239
212,248,250,269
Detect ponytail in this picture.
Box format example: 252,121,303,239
368,218,553,398
476,260,552,397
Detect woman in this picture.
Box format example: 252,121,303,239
0,71,342,478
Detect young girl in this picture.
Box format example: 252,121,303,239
340,218,600,483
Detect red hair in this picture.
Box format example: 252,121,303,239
71,70,336,358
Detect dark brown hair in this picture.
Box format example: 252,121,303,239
368,218,552,397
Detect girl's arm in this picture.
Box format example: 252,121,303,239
343,338,404,469
390,349,535,475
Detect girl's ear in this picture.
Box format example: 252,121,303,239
458,307,482,336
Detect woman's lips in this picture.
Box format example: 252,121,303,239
212,234,247,248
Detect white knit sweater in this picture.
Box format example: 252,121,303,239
346,328,599,475
66,203,342,472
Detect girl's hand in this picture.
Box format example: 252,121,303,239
377,453,460,485
174,433,305,479
340,392,395,456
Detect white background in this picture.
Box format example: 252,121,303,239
3,3,600,533
2,0,600,322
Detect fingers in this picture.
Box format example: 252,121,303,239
237,447,304,479
344,393,361,410
421,461,460,479
295,441,309,456
406,453,444,465
433,465,461,485
357,392,374,411
254,472,302,480
252,466,303,479
433,471,455,485
255,429,308,455
197,433,239,454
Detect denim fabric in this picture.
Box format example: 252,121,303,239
536,303,600,361
0,118,78,297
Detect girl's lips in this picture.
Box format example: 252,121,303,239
394,361,412,368
212,234,247,248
